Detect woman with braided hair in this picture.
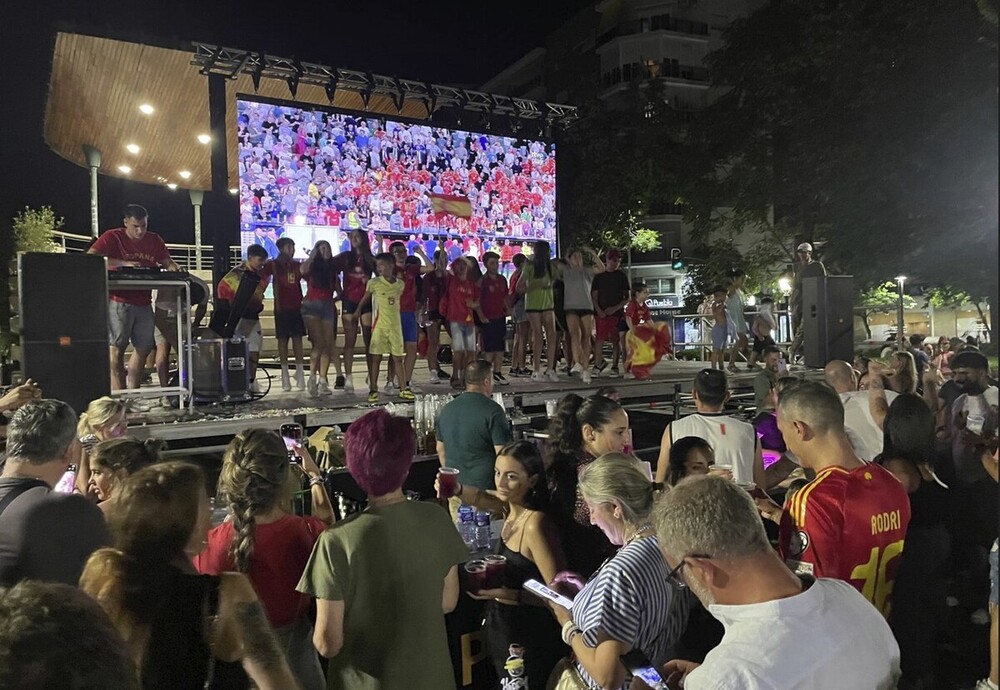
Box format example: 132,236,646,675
194,429,332,690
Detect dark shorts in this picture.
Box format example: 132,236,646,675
401,311,418,343
342,299,373,317
752,334,776,355
595,315,621,341
564,308,594,317
426,310,444,323
481,318,506,353
275,310,307,338
108,301,155,350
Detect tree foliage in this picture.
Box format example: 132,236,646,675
11,206,62,254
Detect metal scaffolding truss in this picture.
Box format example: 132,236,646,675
192,43,578,127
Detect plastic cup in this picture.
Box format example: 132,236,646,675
438,467,460,499
483,554,507,589
545,399,558,418
736,481,757,493
465,560,488,593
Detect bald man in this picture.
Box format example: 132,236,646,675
756,381,910,617
824,360,895,462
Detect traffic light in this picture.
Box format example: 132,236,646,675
670,248,685,270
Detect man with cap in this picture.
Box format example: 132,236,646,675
789,242,827,358
590,249,630,377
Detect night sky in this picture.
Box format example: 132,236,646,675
1,0,592,243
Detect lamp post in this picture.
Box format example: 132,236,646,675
895,276,907,351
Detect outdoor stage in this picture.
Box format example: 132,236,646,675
127,359,817,456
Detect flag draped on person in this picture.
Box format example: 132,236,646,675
429,193,473,218
626,322,672,379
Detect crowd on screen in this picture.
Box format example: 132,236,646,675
235,101,557,244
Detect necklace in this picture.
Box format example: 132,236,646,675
621,522,654,550
501,508,532,543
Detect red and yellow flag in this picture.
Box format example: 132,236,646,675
429,193,473,218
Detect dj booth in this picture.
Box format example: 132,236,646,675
17,253,261,413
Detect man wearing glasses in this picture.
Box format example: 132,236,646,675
645,475,900,690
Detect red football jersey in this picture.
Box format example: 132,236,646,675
624,299,651,327
779,463,911,617
442,277,476,324
395,263,421,312
333,251,373,304
264,258,304,312
480,273,508,320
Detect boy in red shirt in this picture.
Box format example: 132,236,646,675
441,258,486,389
386,241,435,391
480,252,510,386
623,281,651,380
262,237,306,391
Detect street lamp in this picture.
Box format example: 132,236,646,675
895,276,907,352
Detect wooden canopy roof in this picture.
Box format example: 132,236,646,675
44,32,433,191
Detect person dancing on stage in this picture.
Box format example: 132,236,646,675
300,240,342,396
263,237,308,392
332,228,377,394
421,249,452,384
386,241,435,392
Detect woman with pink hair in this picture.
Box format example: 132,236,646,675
297,409,468,689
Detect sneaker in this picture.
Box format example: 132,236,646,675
159,396,173,409
608,366,621,378
595,358,609,373
437,368,451,381
308,377,319,397
494,372,510,386
126,398,151,413
344,377,355,394
570,363,584,375
280,370,292,392
547,369,560,383
623,372,636,380
530,371,545,382
450,377,463,390
334,375,345,390
973,679,999,690
590,366,602,378
581,371,592,384
399,388,416,401
428,370,441,384
367,390,379,404
383,380,396,393
318,380,332,395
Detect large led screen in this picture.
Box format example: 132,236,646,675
236,97,557,267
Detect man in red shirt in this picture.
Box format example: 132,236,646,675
757,381,911,618
262,237,306,391
480,252,509,386
87,205,179,391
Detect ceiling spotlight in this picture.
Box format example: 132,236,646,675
229,188,239,194
197,134,211,144
125,144,140,154
117,165,132,174
178,170,192,180
139,103,155,115
167,183,178,190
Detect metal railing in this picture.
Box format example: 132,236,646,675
659,309,793,362
50,230,242,271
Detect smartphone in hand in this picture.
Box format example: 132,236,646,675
280,423,304,464
620,649,669,690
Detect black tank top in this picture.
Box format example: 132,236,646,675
141,568,249,689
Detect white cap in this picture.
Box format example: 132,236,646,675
796,242,813,252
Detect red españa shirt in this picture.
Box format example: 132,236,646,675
395,263,422,312
90,228,172,305
332,251,373,304
194,514,326,628
624,299,652,326
779,463,911,618
442,277,476,324
480,273,508,320
263,258,304,312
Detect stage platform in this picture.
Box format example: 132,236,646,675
127,359,820,455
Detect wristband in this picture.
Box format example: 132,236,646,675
561,620,581,645
308,476,324,487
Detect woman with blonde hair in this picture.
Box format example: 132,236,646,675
88,437,163,513
80,461,298,689
74,396,128,495
888,350,919,394
546,453,690,690
195,429,331,690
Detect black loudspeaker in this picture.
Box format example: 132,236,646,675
18,253,110,414
802,275,854,368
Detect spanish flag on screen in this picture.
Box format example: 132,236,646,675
429,193,473,218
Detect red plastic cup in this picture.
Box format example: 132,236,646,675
465,560,488,593
483,555,507,589
438,467,460,499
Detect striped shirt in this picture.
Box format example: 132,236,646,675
571,536,690,689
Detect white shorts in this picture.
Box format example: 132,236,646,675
450,322,476,352
236,319,263,354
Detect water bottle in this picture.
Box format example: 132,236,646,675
474,510,492,551
458,506,476,549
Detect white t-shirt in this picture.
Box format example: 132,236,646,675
685,578,901,690
840,390,898,461
951,386,999,483
669,413,757,483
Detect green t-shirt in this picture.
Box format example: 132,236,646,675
435,392,512,490
297,500,468,690
519,263,555,311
